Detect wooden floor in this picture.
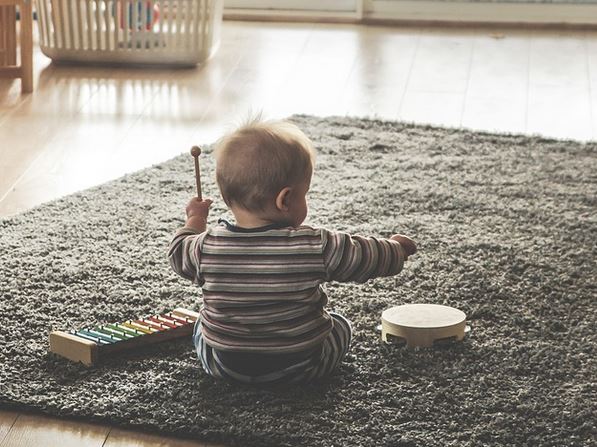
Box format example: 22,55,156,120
1,19,596,447
0,410,219,447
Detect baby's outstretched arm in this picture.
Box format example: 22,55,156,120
322,229,416,283
167,198,212,284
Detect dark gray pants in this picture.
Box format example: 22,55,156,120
193,312,352,384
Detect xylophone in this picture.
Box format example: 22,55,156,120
49,308,200,366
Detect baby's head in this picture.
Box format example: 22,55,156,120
214,117,315,227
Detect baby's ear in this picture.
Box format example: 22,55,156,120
275,187,292,211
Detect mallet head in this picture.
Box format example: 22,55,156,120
191,146,201,158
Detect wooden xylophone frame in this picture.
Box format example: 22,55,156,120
49,308,200,366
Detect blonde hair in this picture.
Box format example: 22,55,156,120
214,117,315,212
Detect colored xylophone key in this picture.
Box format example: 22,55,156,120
49,308,200,366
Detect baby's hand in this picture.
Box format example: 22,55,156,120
186,198,213,220
390,234,417,258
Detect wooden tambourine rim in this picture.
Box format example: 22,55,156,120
380,304,468,348
382,304,466,329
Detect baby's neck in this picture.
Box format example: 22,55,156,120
231,207,281,229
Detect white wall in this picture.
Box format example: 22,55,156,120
225,0,597,24
225,0,358,12
365,0,597,23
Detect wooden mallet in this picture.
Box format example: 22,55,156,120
190,146,202,200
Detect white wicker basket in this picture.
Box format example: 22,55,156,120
35,0,223,66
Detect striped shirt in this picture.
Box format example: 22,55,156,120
168,220,406,354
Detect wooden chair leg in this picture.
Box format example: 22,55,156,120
0,7,5,66
0,5,17,66
0,1,33,93
0,7,5,65
19,0,33,92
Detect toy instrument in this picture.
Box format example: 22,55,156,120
380,304,470,348
49,308,200,366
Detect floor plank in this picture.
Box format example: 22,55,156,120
461,29,529,133
406,28,475,95
0,414,109,447
104,427,224,447
0,410,19,444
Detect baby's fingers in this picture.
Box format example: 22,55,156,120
390,234,417,256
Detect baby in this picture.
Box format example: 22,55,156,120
168,118,416,385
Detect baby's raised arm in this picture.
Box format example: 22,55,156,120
322,229,416,283
185,197,213,233
167,197,212,284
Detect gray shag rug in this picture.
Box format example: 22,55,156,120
1,116,595,447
